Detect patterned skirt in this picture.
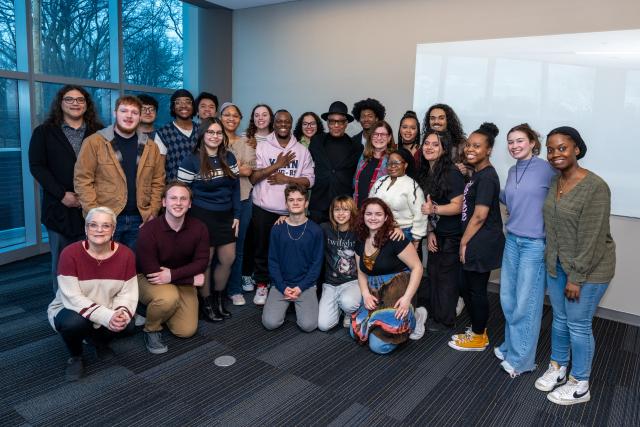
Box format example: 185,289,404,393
352,270,416,345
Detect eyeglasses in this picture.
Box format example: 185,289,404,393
205,130,224,137
141,106,155,113
63,96,86,105
87,222,113,231
327,119,347,126
387,160,405,166
372,132,390,139
174,100,192,106
302,122,317,128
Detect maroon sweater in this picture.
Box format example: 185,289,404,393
136,215,210,285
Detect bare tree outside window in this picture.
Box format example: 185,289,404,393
0,0,17,71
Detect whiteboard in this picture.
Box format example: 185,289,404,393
413,29,640,218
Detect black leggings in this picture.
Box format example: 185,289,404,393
54,308,134,356
251,204,281,283
460,270,491,334
421,236,462,327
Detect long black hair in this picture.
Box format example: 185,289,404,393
44,84,103,133
196,117,237,180
293,111,323,141
416,129,454,200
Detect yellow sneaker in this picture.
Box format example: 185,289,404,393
448,329,489,351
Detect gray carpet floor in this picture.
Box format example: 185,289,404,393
1,254,638,426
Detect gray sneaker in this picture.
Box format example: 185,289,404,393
65,356,84,381
144,331,168,354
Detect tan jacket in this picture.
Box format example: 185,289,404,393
74,126,165,221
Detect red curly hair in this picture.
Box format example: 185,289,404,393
355,197,395,248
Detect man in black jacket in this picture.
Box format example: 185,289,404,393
308,101,363,224
28,85,103,294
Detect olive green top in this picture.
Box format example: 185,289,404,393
543,171,616,285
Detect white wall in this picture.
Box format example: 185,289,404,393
232,0,640,317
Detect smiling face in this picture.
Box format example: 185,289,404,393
163,185,192,220
61,89,87,123
464,132,491,167
85,212,115,246
422,133,444,162
115,102,141,134
400,117,418,143
507,130,535,161
546,133,579,172
274,111,293,139
387,152,407,178
221,106,241,134
197,98,217,120
302,114,318,139
363,202,387,233
332,202,352,227
286,190,309,215
371,125,390,152
429,108,447,132
253,106,271,131
203,122,225,154
173,96,194,120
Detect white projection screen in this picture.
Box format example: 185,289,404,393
413,29,640,218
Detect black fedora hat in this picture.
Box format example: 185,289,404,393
321,101,354,122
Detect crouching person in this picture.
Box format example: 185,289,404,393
262,184,323,332
48,206,138,381
136,181,210,354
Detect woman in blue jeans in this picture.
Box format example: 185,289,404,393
537,127,616,405
495,124,556,376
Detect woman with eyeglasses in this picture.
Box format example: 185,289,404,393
48,206,138,381
293,112,324,148
353,120,396,207
178,117,240,322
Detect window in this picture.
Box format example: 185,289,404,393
35,82,113,126
0,0,17,70
126,91,173,128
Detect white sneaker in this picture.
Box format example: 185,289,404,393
242,276,255,292
253,285,268,306
500,360,519,378
342,314,351,328
494,346,505,361
409,307,428,340
535,362,567,391
451,325,472,341
456,297,465,316
547,376,590,405
134,314,146,327
229,294,246,306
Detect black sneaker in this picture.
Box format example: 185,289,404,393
427,320,452,333
65,356,84,381
144,331,168,354
95,343,116,361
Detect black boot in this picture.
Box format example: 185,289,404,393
214,290,232,318
199,295,223,322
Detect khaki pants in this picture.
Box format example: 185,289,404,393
138,274,198,338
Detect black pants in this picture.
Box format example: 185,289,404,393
54,308,134,356
421,235,462,327
460,270,491,334
308,209,329,225
251,204,281,283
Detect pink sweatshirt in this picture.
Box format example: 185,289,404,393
252,132,315,214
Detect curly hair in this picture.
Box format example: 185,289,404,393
293,111,323,141
355,198,395,249
471,122,499,148
329,195,357,231
363,120,396,160
422,103,466,148
416,129,455,200
397,110,421,149
43,85,103,133
351,98,386,122
507,123,541,156
195,92,219,111
245,104,274,140
196,117,237,180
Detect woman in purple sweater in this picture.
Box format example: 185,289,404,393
495,124,556,376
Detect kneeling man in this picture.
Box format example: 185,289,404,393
262,184,323,332
137,181,210,353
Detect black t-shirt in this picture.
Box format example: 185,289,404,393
461,165,505,272
321,222,357,285
355,238,410,276
429,166,465,238
114,132,139,215
356,159,378,208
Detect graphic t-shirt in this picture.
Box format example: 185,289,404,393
321,222,357,285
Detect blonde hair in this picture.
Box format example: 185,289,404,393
329,196,357,231
86,206,117,227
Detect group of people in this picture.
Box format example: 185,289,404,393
29,85,616,407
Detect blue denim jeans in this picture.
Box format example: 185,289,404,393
498,233,546,373
228,197,253,296
114,214,143,252
350,324,398,355
547,260,608,381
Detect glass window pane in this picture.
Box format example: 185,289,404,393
34,82,112,127
125,91,173,129
32,0,110,80
0,78,24,248
122,0,183,88
0,0,17,71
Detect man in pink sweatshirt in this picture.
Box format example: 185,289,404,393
249,110,315,305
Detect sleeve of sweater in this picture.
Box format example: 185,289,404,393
170,221,211,284
569,178,612,285
268,225,286,293
28,126,65,201
410,182,428,240
299,224,324,291
136,223,162,275
177,153,197,184
300,148,316,187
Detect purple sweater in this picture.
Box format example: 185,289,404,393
500,156,556,239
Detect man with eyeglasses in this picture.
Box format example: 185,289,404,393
137,94,158,138
308,101,363,224
155,89,199,181
74,95,165,252
29,85,104,294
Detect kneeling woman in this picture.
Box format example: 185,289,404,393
351,198,424,354
48,207,138,381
